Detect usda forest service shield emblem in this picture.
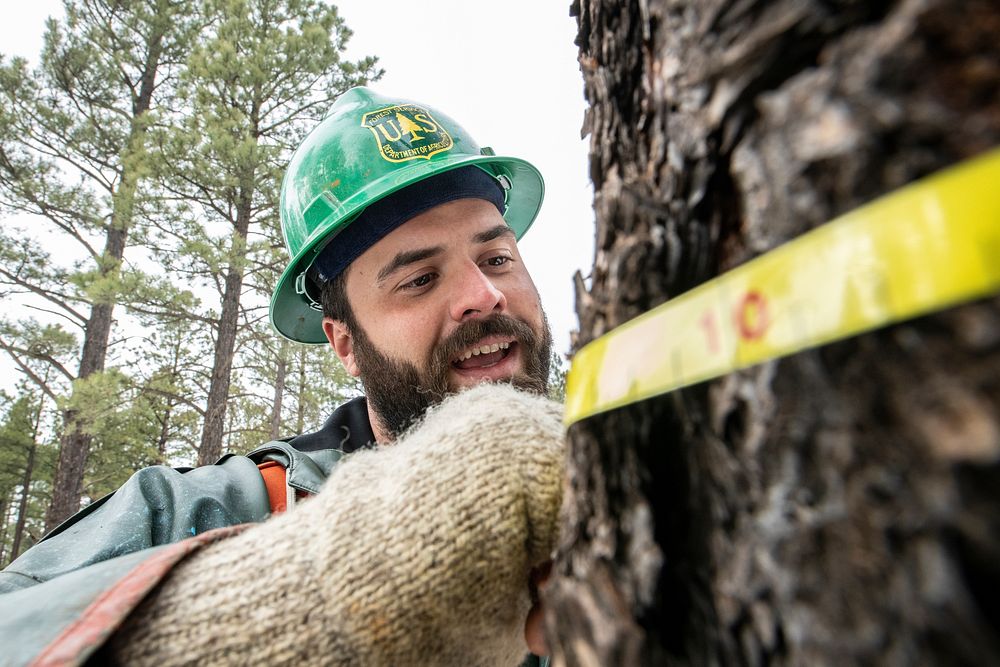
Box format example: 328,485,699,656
361,105,454,163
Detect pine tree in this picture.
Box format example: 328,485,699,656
0,395,36,564
150,0,380,465
133,320,208,465
0,0,197,529
0,388,56,565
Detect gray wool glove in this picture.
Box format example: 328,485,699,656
108,384,565,667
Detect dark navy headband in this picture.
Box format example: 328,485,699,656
311,165,507,283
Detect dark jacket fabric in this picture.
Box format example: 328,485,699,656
285,395,376,454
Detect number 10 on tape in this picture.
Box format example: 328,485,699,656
564,148,1000,426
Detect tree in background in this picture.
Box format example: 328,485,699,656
0,0,196,530
0,0,377,525
118,316,208,465
149,0,380,465
549,0,1000,664
0,385,58,566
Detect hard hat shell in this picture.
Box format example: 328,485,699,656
270,86,545,344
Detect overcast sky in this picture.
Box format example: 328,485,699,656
1,1,594,357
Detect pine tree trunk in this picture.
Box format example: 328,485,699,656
0,494,18,566
197,180,254,465
154,402,174,465
11,401,42,560
47,142,138,530
154,333,186,465
270,347,288,441
296,346,308,434
0,496,8,566
11,441,37,561
548,1,1000,665
45,26,166,530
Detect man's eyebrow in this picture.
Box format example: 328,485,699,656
473,224,515,244
377,246,444,285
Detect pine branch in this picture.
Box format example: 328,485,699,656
124,301,217,327
141,385,206,417
0,338,75,383
22,304,86,332
0,339,61,403
0,267,89,325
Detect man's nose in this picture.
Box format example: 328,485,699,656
450,262,507,322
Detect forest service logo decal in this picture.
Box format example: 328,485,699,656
361,104,454,162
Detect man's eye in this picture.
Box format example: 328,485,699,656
403,273,435,289
485,256,510,267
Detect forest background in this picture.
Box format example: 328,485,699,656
0,0,590,564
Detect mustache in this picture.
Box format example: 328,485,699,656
431,315,538,369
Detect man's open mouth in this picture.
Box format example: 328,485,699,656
452,340,516,370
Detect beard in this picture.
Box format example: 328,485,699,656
350,312,553,440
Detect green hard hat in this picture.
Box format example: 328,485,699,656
270,86,545,344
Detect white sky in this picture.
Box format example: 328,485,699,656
0,1,594,359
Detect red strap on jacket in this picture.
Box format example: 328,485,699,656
257,461,288,514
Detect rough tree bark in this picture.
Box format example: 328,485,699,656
548,1,1000,665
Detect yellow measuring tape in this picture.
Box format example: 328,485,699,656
565,148,1000,426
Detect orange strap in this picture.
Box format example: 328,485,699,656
257,460,288,514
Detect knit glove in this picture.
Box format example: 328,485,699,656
108,384,564,667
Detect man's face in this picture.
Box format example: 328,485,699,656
323,197,552,439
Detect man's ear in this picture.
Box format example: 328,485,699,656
322,317,360,377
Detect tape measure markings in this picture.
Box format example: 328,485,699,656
565,148,1000,426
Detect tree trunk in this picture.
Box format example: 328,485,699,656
270,347,288,441
48,303,116,528
45,25,167,530
0,493,18,566
11,441,37,561
11,400,42,560
197,179,254,465
153,338,185,465
296,345,308,434
548,1,1000,665
154,402,174,465
0,496,8,566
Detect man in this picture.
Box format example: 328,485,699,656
273,84,551,443
0,88,564,666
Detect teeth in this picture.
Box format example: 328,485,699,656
455,341,512,363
